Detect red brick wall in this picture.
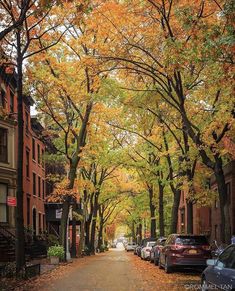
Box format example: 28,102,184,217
22,102,46,234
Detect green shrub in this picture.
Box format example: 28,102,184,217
47,245,64,259
47,234,59,246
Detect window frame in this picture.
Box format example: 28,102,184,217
37,144,40,165
38,176,41,198
26,149,30,178
32,138,36,161
0,88,6,108
0,127,8,163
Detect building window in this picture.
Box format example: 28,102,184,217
42,179,45,199
0,128,8,163
0,183,7,223
37,144,40,164
38,213,42,233
38,176,41,197
0,89,6,108
33,173,36,196
42,149,45,167
32,138,35,160
25,111,29,134
26,150,30,178
27,196,30,226
10,91,14,113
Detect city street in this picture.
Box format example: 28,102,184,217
14,247,201,291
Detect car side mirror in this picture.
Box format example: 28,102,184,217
206,259,216,266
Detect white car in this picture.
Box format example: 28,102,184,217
126,243,138,251
141,241,156,260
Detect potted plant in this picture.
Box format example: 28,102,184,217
47,245,64,264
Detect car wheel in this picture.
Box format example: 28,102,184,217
154,257,159,266
201,277,208,291
164,256,172,273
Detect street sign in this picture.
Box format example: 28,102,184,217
7,196,17,207
56,208,62,219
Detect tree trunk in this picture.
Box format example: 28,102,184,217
186,201,193,234
132,221,136,242
158,181,165,237
60,198,70,260
71,202,77,258
90,193,99,254
85,219,91,247
215,157,231,244
148,186,156,238
15,33,25,274
138,223,142,243
97,220,103,250
77,218,84,257
85,193,94,249
60,159,78,260
170,189,181,233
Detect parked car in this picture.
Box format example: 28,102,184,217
136,245,143,257
126,243,138,251
159,234,211,273
201,244,235,291
141,241,157,260
111,242,116,248
150,237,166,265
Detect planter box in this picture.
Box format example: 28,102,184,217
50,256,59,265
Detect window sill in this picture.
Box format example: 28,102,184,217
0,160,9,164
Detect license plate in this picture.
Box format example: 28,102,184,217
189,249,197,254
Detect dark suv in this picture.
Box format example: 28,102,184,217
159,234,211,273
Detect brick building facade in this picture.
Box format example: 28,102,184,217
178,160,235,243
0,67,46,235
0,68,17,229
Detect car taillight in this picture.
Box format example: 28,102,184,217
202,245,210,250
170,245,183,251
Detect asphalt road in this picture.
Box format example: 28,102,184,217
41,248,146,291
19,245,200,291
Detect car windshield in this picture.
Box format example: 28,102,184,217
175,236,208,245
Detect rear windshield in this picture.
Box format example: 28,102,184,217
175,236,208,245
147,242,156,247
157,239,166,246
